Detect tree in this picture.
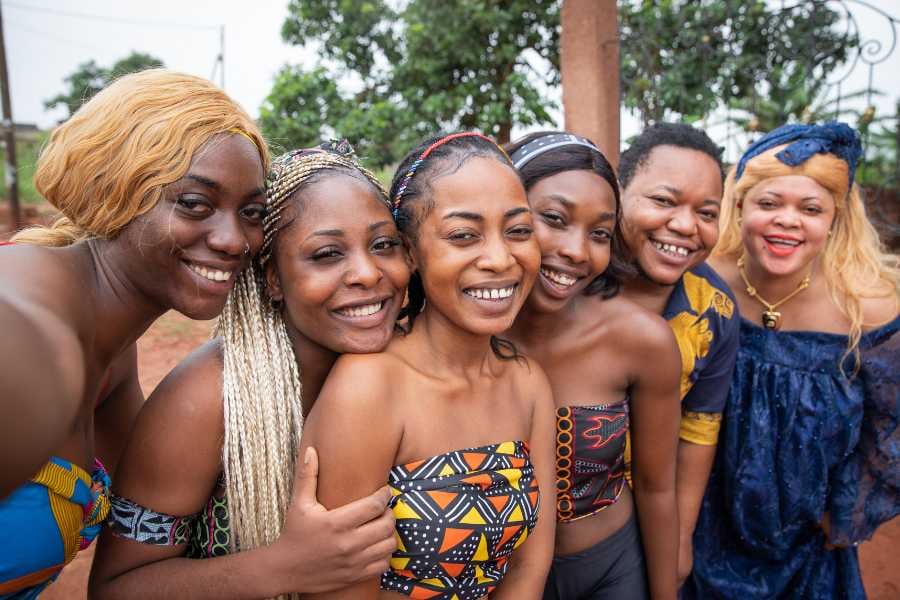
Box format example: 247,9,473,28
261,0,560,167
619,0,857,126
45,52,164,119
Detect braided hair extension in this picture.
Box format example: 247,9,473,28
216,143,389,595
388,132,521,361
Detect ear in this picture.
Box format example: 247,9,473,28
264,261,284,304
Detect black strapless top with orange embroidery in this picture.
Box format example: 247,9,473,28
381,440,540,600
555,402,628,523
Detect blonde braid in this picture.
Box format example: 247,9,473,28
218,147,389,599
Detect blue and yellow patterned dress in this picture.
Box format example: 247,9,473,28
685,315,899,599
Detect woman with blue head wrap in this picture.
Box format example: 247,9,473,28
684,122,899,598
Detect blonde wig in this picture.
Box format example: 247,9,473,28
717,146,900,360
216,148,389,596
14,69,267,246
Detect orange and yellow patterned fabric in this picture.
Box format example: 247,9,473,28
381,441,540,600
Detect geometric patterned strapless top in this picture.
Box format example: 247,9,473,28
380,440,540,600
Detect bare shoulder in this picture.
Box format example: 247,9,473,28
315,351,404,415
861,294,899,330
600,295,677,353
0,244,92,332
505,354,553,413
114,339,225,512
147,338,224,421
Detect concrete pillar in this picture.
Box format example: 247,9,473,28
560,0,620,167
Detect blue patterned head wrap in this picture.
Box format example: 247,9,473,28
735,122,863,188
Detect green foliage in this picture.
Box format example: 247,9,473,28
856,102,899,190
1,132,50,205
262,0,560,167
620,0,857,126
45,52,164,119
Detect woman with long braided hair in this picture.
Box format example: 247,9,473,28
90,142,409,599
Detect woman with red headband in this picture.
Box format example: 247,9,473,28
300,132,556,599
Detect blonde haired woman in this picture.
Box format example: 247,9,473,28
90,143,408,599
0,69,268,597
684,122,899,598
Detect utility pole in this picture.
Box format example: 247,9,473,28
0,3,20,230
560,0,620,167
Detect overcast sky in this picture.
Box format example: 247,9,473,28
3,0,898,160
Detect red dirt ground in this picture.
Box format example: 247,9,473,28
3,210,896,598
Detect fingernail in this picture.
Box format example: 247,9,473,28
304,447,313,465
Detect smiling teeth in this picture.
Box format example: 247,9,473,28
652,241,690,257
337,302,383,318
541,268,577,287
766,237,800,247
465,286,515,300
187,263,232,282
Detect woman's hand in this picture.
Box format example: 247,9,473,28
268,447,397,594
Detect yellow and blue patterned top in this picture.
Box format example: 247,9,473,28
664,262,739,445
0,457,110,599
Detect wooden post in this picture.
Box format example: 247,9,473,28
561,0,620,167
0,4,20,230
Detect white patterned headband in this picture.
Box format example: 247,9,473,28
510,133,601,170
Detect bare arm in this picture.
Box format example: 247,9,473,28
301,354,403,600
492,363,556,600
630,320,681,600
90,344,396,599
675,441,717,585
0,295,84,498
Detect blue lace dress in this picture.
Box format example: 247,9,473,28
685,316,899,599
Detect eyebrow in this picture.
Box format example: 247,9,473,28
505,207,530,219
760,190,821,203
369,220,392,231
185,174,264,200
246,186,266,199
598,211,616,221
443,211,483,222
185,174,220,190
545,194,574,208
310,229,344,238
443,207,530,222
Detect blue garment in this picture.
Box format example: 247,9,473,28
686,316,900,599
735,122,863,187
662,262,740,417
0,457,110,599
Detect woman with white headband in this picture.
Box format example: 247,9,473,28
504,132,681,600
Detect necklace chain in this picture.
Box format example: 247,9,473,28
737,256,812,329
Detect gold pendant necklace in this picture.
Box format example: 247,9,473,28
737,256,811,330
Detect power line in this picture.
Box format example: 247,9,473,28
4,1,219,31
8,21,110,54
